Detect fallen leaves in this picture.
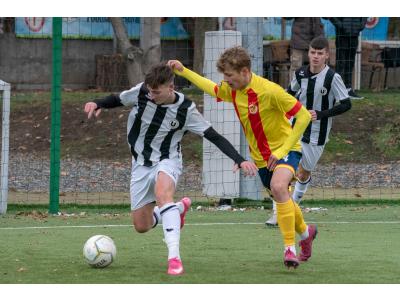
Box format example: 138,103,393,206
15,210,48,220
17,267,27,272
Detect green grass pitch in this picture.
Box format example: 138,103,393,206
1,205,399,284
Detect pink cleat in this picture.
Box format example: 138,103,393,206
167,257,184,276
298,224,318,262
180,197,192,229
284,248,299,269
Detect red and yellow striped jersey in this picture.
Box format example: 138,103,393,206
177,67,311,168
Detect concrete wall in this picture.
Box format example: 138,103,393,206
0,33,192,90
2,33,398,91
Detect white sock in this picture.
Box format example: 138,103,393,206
292,177,311,203
175,201,184,214
285,245,297,255
160,203,181,260
272,200,277,215
300,225,310,240
152,206,161,228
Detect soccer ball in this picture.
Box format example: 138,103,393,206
83,235,117,268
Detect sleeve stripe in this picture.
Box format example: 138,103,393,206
285,101,302,119
214,85,223,102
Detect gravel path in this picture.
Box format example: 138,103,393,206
8,154,400,194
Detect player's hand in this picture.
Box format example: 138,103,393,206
267,154,279,171
233,161,258,176
84,102,101,119
167,60,184,72
309,110,317,121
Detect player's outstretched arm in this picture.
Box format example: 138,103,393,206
273,105,311,160
84,94,124,119
203,127,258,177
167,60,217,97
167,60,184,72
232,161,259,177
84,102,101,119
313,99,351,120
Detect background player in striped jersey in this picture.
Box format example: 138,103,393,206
266,36,351,225
84,64,258,276
168,46,317,269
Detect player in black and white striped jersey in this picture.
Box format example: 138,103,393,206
84,63,258,275
266,37,351,228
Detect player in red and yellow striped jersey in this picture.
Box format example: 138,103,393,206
168,46,318,269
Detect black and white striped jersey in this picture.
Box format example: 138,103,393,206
289,65,349,145
119,83,211,167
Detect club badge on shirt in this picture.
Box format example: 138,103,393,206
169,119,179,129
249,103,258,114
320,87,328,95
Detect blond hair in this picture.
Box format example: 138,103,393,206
217,46,251,73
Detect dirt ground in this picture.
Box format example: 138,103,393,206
7,93,400,164
8,97,206,176
331,101,400,162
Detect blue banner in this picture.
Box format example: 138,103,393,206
15,17,189,40
263,17,293,40
264,17,389,41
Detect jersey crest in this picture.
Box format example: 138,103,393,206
249,103,258,114
169,119,180,129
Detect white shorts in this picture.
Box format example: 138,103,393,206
130,158,182,211
300,141,325,172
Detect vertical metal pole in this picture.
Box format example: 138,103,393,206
354,32,362,90
236,17,265,200
218,17,224,31
281,18,286,40
49,17,62,214
0,80,10,215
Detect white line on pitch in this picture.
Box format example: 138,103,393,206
1,221,400,230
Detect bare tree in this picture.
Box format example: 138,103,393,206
110,17,161,86
193,18,218,74
140,18,161,75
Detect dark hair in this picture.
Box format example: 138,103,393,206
310,36,329,51
144,63,175,88
217,46,251,73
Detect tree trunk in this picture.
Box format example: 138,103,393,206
193,18,218,74
110,17,144,86
140,17,161,74
110,17,162,86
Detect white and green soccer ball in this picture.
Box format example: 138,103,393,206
83,235,117,268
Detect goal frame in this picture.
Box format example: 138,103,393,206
0,80,10,215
